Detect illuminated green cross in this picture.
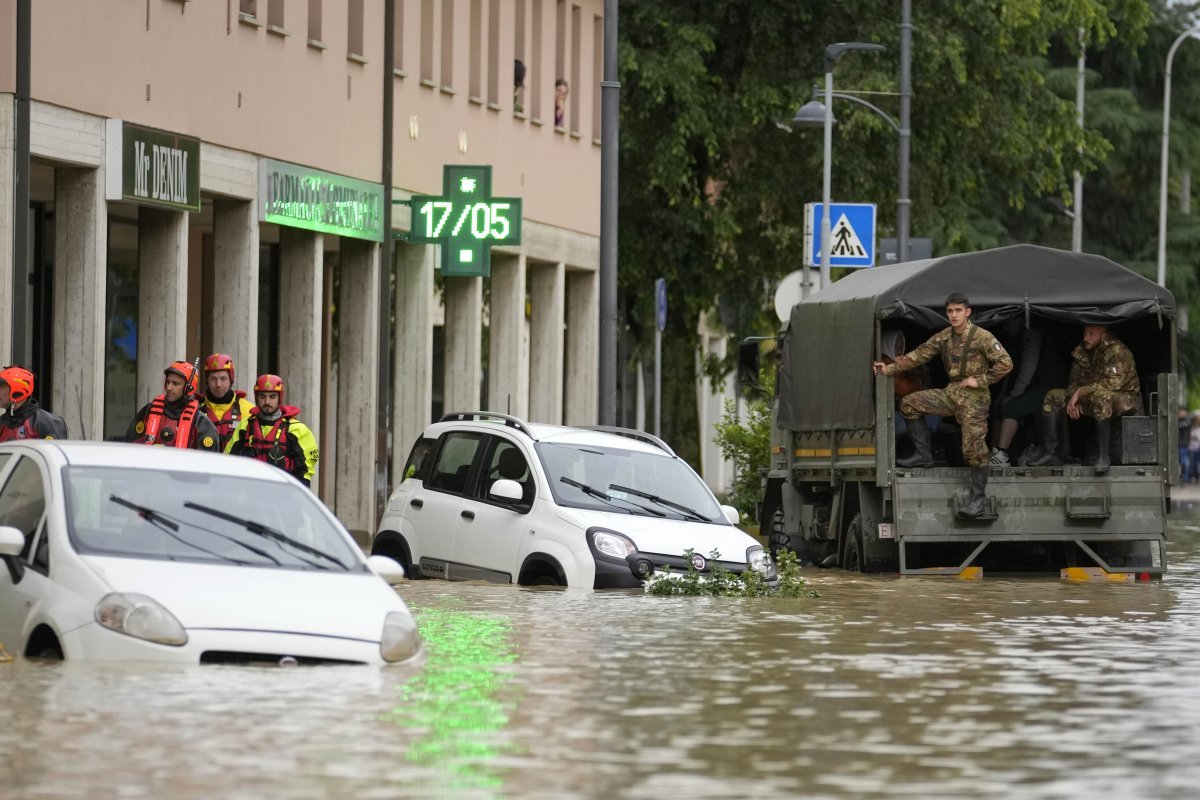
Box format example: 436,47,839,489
402,165,523,277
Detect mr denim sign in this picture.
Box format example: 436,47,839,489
804,202,877,268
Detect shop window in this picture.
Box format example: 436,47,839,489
257,243,281,377
104,215,139,442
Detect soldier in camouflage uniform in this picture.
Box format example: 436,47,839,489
872,293,1012,518
1029,324,1138,474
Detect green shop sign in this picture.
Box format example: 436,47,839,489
259,159,384,242
104,120,201,212
402,165,523,277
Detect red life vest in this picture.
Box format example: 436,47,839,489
139,397,200,448
243,416,296,472
205,393,247,450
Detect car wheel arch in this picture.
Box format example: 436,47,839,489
372,530,416,577
518,554,566,587
25,623,64,660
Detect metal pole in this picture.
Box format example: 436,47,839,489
375,0,396,525
13,0,31,364
897,0,912,263
598,0,619,425
820,68,834,289
1072,28,1085,253
1157,24,1200,288
653,326,661,437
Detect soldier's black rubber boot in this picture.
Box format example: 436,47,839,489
897,417,934,468
1027,413,1063,466
957,466,990,518
1094,417,1112,475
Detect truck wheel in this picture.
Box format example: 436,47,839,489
842,514,863,572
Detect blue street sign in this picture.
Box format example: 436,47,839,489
804,202,877,268
655,278,667,331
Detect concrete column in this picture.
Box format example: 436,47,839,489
52,167,106,441
136,207,189,407
393,244,434,480
528,261,565,424
277,227,323,441
211,198,259,386
443,276,483,414
487,252,528,418
0,97,13,366
564,268,599,425
335,239,379,540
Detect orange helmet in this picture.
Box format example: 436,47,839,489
204,352,236,383
164,361,200,396
254,374,284,399
0,366,34,404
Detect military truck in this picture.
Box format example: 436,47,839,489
754,245,1178,577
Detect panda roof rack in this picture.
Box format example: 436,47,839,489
439,411,535,439
580,426,675,457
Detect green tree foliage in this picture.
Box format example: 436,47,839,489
712,367,774,521
618,1,1174,464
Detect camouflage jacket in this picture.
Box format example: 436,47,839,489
886,322,1013,388
1067,335,1139,397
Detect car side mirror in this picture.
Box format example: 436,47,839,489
0,526,25,583
721,505,740,525
367,554,406,584
490,479,524,504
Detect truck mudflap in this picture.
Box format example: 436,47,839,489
891,467,1167,577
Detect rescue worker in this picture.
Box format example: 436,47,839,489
201,352,255,452
226,374,319,486
1028,324,1139,474
872,293,1013,518
0,366,68,442
125,361,220,451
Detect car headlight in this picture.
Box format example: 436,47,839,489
589,528,638,561
380,611,422,663
747,546,777,580
94,593,188,647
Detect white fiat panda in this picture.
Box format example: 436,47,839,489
372,413,775,589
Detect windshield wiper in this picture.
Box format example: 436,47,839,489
109,495,271,565
607,484,708,522
184,501,348,570
559,477,664,516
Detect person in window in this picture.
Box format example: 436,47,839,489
514,59,526,113
126,361,220,451
0,366,68,442
554,78,569,127
226,374,319,487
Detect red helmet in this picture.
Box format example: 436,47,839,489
164,361,200,396
0,366,34,404
254,374,284,399
204,352,236,383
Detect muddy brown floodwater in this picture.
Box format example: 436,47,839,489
4,521,1200,799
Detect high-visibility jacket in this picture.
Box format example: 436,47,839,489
226,405,319,486
203,390,255,452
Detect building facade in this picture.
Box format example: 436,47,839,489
0,0,603,537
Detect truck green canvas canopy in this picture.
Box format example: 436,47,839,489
777,244,1176,433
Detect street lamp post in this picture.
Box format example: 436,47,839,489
818,43,884,293
1157,23,1200,289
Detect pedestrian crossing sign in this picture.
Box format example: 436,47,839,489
804,202,877,268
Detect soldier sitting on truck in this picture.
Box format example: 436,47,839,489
1027,323,1139,475
872,293,1013,518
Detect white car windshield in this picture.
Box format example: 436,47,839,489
63,466,364,572
536,442,724,522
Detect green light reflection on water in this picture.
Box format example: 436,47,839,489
381,605,519,792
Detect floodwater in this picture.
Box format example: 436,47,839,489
5,524,1200,799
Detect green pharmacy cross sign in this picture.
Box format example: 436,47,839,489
403,165,523,277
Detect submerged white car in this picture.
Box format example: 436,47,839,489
372,413,775,589
0,441,421,666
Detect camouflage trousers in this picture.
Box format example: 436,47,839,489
1041,387,1138,421
899,385,991,466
